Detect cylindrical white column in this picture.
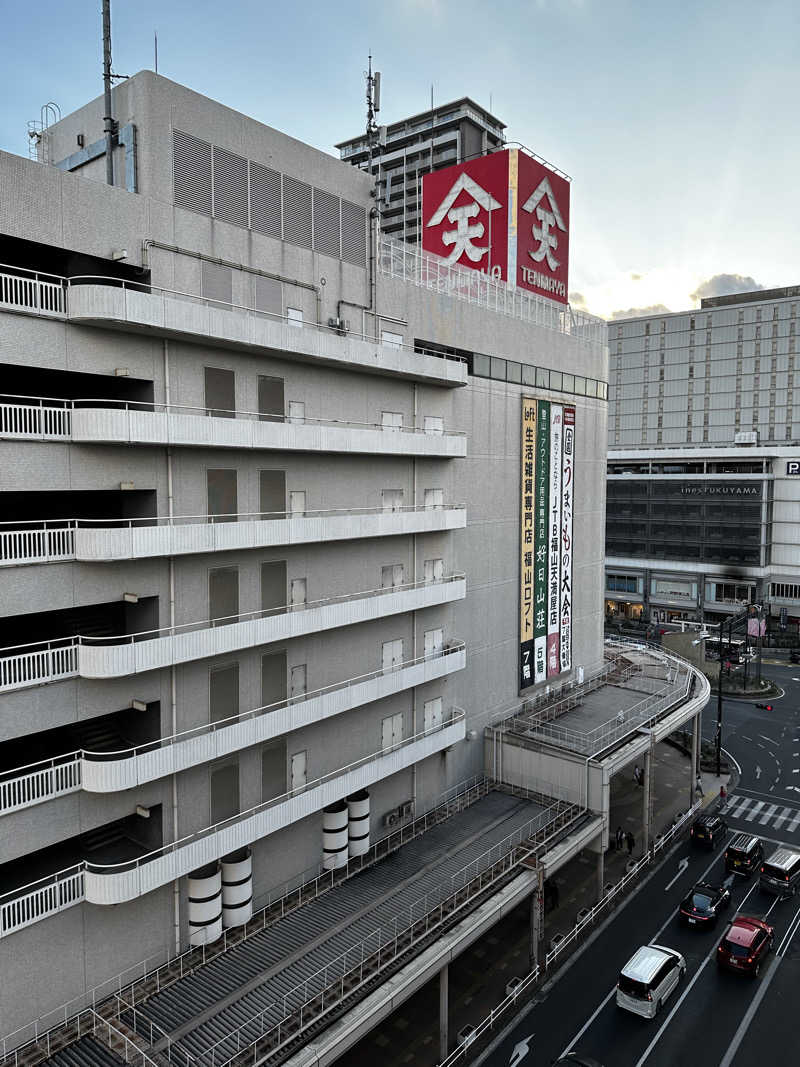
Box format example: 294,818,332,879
347,790,370,857
187,862,222,947
221,847,253,928
322,801,349,869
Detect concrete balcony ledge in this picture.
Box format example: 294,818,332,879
0,506,466,566
78,574,466,678
70,403,466,458
84,711,467,905
0,577,466,692
67,281,467,388
81,644,466,792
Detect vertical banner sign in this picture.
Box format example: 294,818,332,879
519,399,537,689
533,401,550,684
559,408,575,673
547,406,564,677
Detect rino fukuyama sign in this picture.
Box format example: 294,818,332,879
520,398,575,690
422,148,570,305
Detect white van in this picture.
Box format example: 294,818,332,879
616,944,686,1019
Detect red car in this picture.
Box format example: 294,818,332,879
717,916,774,977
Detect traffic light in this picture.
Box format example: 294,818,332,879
756,702,773,711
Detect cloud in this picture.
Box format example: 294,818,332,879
610,303,671,320
569,291,587,308
690,274,763,304
630,273,642,281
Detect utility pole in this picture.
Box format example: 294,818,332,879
102,0,115,186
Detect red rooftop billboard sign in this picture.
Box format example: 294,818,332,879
421,148,570,305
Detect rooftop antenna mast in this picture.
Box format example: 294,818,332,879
365,54,381,175
101,0,130,186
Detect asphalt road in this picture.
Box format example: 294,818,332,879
479,665,800,1067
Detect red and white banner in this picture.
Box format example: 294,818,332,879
422,148,570,305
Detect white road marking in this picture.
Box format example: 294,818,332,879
786,810,800,833
760,734,778,746
745,801,765,822
759,804,778,825
773,807,793,830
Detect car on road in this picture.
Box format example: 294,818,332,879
789,647,800,664
717,915,774,977
725,832,763,876
678,881,731,927
616,944,686,1018
690,812,726,850
759,846,800,897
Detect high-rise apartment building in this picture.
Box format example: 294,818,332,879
606,287,800,626
0,71,621,1054
336,97,506,246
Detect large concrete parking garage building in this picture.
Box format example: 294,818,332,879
0,72,707,1064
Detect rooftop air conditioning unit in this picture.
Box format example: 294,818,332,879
327,316,350,336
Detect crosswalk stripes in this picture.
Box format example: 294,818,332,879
721,795,800,834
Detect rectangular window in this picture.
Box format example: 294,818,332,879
423,697,443,733
381,638,404,672
287,307,303,328
423,415,444,436
207,468,237,522
209,567,238,624
424,558,444,584
261,651,287,707
210,663,239,724
259,469,286,519
522,364,536,387
506,361,522,384
490,357,507,380
210,760,239,823
472,353,490,377
204,367,235,418
381,564,404,589
258,376,285,422
261,560,287,614
381,712,404,752
550,370,563,391
261,739,287,801
381,411,403,432
424,488,444,510
536,367,550,389
381,330,403,349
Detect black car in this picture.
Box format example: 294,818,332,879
790,648,800,664
725,833,764,876
690,812,726,849
678,881,731,927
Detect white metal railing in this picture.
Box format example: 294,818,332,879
0,638,78,691
0,504,465,565
0,774,491,1062
82,711,466,904
0,266,66,317
437,802,702,1067
0,522,75,566
191,793,579,1067
65,276,468,385
0,575,465,691
0,866,84,940
0,754,81,816
0,395,72,439
377,236,607,347
80,643,466,791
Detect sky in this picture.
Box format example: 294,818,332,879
2,0,799,320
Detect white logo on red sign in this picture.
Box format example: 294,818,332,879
521,176,566,271
426,172,501,266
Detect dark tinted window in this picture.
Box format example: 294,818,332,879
691,892,713,910
618,975,648,999
723,941,749,958
763,863,790,880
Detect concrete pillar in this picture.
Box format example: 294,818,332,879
642,749,652,854
439,964,448,1062
596,839,605,901
529,888,541,971
690,712,700,810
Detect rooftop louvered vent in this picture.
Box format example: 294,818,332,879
173,129,367,268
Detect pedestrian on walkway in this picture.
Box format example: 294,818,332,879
633,764,641,786
616,826,624,851
695,775,704,800
720,784,727,801
626,831,635,857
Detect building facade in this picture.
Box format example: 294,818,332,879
606,288,800,626
0,72,607,1039
336,97,506,247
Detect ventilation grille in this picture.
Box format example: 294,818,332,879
173,131,212,216
341,200,368,267
212,147,248,228
250,163,282,239
313,188,340,258
173,129,366,267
